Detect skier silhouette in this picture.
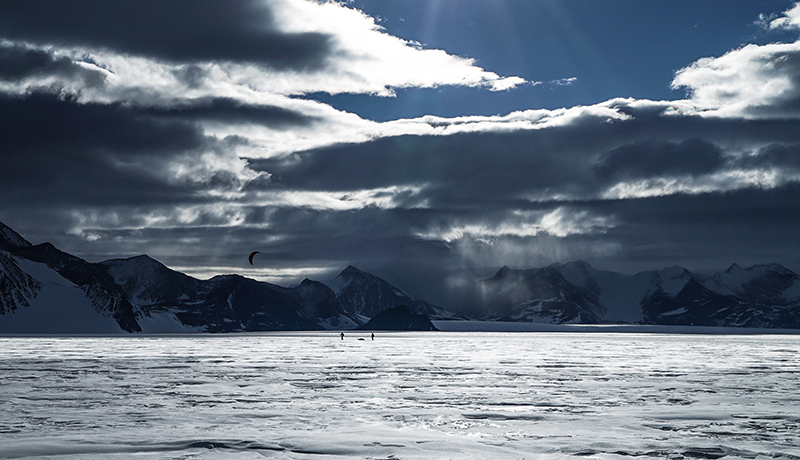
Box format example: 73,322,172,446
340,332,344,340
371,333,375,340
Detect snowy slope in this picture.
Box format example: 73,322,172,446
1,221,139,333
0,255,124,334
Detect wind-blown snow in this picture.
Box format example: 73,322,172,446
0,332,798,459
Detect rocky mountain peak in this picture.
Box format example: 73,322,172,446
337,265,371,280
725,263,743,274
487,265,513,281
0,221,32,249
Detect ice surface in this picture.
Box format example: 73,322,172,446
0,332,798,459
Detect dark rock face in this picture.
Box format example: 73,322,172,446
0,251,41,314
357,305,438,331
283,278,341,322
164,275,322,332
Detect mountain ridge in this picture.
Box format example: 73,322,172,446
2,220,799,332
0,221,442,333
480,261,800,328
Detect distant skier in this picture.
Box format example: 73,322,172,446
371,333,375,340
340,332,344,340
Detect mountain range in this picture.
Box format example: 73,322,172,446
477,261,800,328
2,220,799,333
0,220,457,333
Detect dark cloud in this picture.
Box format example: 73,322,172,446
593,138,726,181
238,103,800,300
252,126,605,206
739,143,800,170
0,0,331,70
0,92,203,156
0,92,204,205
142,97,318,126
0,43,106,86
591,183,800,273
252,108,800,211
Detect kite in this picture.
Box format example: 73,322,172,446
248,251,261,265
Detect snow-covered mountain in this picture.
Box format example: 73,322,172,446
3,218,799,332
98,255,360,332
477,261,800,328
284,278,360,329
1,222,138,333
99,255,208,306
0,221,431,333
478,265,606,324
332,265,460,320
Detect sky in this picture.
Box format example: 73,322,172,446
2,0,800,307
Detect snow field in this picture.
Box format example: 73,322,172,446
0,332,798,459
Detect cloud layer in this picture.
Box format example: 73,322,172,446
2,0,800,307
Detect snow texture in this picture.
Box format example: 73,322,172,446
0,332,798,459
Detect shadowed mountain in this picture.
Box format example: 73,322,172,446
478,265,606,324
99,255,358,332
476,261,800,328
99,255,208,306
3,219,799,332
332,265,460,320
168,274,321,332
283,278,359,329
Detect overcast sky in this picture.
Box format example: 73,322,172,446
2,0,800,306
